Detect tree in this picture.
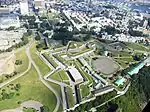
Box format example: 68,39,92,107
6,26,15,31
35,35,41,41
40,106,49,112
52,27,73,45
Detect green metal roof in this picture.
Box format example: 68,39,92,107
115,78,126,86
128,62,145,76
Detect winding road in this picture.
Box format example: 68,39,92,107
26,42,60,112
0,40,61,112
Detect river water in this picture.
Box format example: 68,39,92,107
100,0,150,13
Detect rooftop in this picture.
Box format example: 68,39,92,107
68,67,83,83
115,77,126,86
128,62,145,76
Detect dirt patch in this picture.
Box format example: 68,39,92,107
92,57,119,75
0,54,16,75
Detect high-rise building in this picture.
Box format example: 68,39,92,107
34,0,45,9
20,0,29,15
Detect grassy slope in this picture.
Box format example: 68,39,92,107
42,53,58,68
50,70,69,82
0,66,56,111
30,42,50,76
66,87,74,108
125,42,149,52
15,49,29,73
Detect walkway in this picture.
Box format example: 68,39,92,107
1,100,43,112
27,42,60,112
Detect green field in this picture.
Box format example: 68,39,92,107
115,57,138,68
50,70,69,82
42,53,58,68
69,48,92,57
125,42,149,52
0,66,56,111
15,49,29,73
79,84,90,98
66,87,74,108
46,81,63,111
111,51,131,57
30,42,50,76
114,57,136,62
115,60,128,68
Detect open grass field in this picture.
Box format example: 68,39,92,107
46,81,63,111
30,42,50,76
111,51,132,57
69,48,92,57
79,84,90,98
66,87,74,108
50,70,69,83
0,66,56,111
15,49,29,73
125,42,149,52
115,60,128,68
114,57,136,63
115,57,138,68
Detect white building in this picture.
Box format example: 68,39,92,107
0,8,10,14
68,67,83,84
0,15,20,29
20,1,29,15
34,0,45,9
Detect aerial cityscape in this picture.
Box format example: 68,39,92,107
0,0,150,112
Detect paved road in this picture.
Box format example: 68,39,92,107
27,43,60,112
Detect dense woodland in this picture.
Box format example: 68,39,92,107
97,65,150,112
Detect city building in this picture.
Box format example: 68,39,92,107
0,7,10,14
0,14,20,29
20,0,29,15
34,0,45,9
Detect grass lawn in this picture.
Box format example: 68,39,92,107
15,49,29,73
50,70,69,82
115,60,128,68
69,48,92,57
30,42,50,76
66,87,74,108
53,54,67,66
0,66,56,111
79,84,90,98
114,57,136,62
125,42,149,52
46,81,63,112
111,51,131,57
42,53,58,68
